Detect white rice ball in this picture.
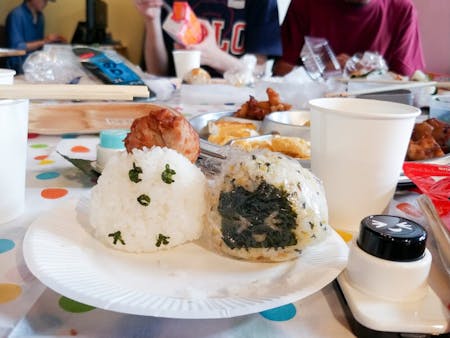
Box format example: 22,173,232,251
90,147,207,253
207,149,329,262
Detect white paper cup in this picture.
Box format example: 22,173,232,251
172,50,201,80
0,69,16,84
0,99,29,223
309,98,420,233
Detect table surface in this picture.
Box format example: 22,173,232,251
0,89,449,338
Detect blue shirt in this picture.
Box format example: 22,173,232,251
164,0,282,76
6,2,45,74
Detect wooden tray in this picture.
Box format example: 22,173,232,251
29,102,175,134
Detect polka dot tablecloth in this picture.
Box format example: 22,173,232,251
0,99,448,338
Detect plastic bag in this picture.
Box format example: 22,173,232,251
403,162,450,230
23,45,88,83
403,162,450,273
344,51,388,78
223,54,256,86
141,75,176,101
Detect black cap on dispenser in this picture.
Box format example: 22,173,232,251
357,215,427,262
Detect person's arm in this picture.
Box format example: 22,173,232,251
385,3,425,76
273,0,308,76
6,11,65,52
273,59,295,76
186,20,242,74
134,0,169,75
25,33,66,52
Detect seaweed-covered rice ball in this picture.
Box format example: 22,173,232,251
207,149,329,262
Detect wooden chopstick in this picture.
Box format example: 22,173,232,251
0,48,26,57
200,147,227,160
0,84,149,101
338,78,450,89
327,81,437,98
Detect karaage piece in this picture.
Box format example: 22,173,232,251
124,109,200,163
234,87,292,120
406,118,450,161
406,137,444,161
411,120,433,140
425,118,450,153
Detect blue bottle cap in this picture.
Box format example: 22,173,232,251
357,215,427,262
99,129,129,149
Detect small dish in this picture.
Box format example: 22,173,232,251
261,110,310,140
189,111,235,139
190,112,311,167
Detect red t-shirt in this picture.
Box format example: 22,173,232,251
281,0,425,76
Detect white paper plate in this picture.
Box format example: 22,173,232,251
23,199,348,319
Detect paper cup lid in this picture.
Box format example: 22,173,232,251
357,215,427,262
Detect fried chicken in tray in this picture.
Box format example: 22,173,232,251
406,118,450,161
234,87,292,120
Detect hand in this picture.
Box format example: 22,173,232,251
336,53,351,69
185,20,224,68
45,33,67,43
185,19,242,73
133,0,163,20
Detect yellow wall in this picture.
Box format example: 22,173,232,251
0,0,145,65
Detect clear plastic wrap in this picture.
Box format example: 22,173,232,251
223,54,256,86
23,45,89,84
141,75,176,101
205,148,329,262
254,68,345,109
343,51,388,78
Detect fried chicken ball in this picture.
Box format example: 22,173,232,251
124,109,200,163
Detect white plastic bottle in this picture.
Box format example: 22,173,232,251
96,129,128,171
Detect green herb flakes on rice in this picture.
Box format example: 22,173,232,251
90,147,207,253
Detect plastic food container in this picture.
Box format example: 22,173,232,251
357,89,413,106
300,36,341,80
429,95,450,123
